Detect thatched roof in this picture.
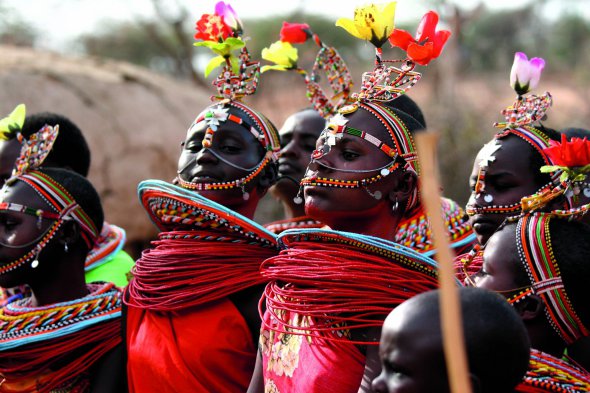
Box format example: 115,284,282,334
0,45,212,248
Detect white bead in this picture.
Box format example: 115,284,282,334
31,260,39,269
484,194,493,203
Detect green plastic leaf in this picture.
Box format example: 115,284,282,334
0,103,26,140
560,171,569,182
205,56,226,78
229,55,240,75
540,165,560,173
194,38,245,58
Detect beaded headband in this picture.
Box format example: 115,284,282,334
261,22,353,118
179,2,280,197
512,213,589,344
4,124,98,245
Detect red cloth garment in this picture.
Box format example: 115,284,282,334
261,309,365,393
125,180,279,392
126,299,256,393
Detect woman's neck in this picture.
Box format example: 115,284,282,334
28,257,88,307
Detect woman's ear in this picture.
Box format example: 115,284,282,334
513,294,545,321
257,162,278,192
387,170,418,207
57,219,81,249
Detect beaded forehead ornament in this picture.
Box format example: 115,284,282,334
510,213,589,345
0,124,99,274
175,2,280,199
467,52,561,217
294,6,450,208
261,22,353,119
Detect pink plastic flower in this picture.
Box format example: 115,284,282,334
388,11,451,66
510,52,545,95
215,1,242,34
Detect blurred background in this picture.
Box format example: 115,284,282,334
0,0,588,256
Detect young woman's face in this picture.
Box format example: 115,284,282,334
0,181,56,288
472,225,523,293
176,109,265,205
468,136,548,245
272,110,325,199
303,108,403,224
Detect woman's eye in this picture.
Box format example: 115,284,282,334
220,145,241,154
342,150,360,161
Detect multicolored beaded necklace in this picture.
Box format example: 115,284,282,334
0,282,122,392
516,349,590,392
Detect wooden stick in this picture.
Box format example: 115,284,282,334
415,132,472,393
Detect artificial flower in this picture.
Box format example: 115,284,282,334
388,11,451,66
543,134,590,169
215,1,242,34
335,2,397,48
261,41,298,72
510,52,545,96
0,103,25,140
280,22,311,44
194,13,233,42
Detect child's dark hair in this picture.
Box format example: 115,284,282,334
22,113,91,177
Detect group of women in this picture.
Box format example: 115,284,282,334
0,2,589,392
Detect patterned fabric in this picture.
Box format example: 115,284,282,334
516,349,590,392
395,197,476,256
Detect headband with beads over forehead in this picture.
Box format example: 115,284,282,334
177,2,280,196
511,213,589,345
468,52,561,217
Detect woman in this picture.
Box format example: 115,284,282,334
466,53,564,246
249,6,453,392
468,213,590,391
124,3,281,392
0,124,124,392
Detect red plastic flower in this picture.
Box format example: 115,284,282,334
544,134,590,168
388,11,451,66
194,13,233,42
280,22,311,44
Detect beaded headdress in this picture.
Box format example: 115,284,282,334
509,213,589,345
261,22,353,118
295,5,450,210
467,52,558,217
0,124,99,274
175,2,280,198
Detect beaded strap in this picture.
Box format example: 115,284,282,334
516,214,589,344
15,171,99,248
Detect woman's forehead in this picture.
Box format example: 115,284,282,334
0,181,48,210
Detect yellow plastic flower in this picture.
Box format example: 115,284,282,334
336,2,397,48
261,41,298,72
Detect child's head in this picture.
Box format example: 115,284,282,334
372,287,530,393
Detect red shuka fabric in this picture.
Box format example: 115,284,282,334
126,298,256,393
